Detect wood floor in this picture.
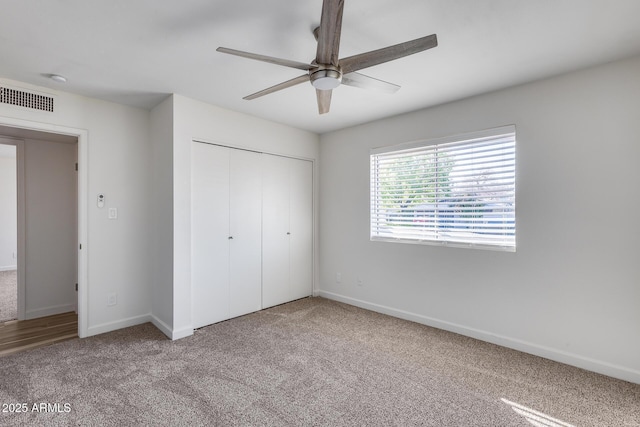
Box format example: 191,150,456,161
0,312,78,356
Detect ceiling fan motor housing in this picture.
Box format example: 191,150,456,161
310,65,342,90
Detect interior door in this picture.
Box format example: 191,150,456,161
191,142,230,328
228,148,262,318
262,154,291,308
289,158,313,300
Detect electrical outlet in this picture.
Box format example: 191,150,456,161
336,272,342,284
107,292,117,306
357,277,363,287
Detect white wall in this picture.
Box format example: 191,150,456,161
149,96,174,335
0,80,319,340
0,78,152,337
167,94,320,339
0,151,17,270
23,138,77,318
319,55,640,384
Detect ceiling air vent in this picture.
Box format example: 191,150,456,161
0,85,54,112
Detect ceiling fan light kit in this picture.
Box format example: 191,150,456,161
310,66,342,90
217,0,437,114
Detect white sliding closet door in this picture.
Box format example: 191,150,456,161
228,149,262,318
192,143,263,328
192,143,230,327
289,158,313,301
192,143,311,328
262,154,313,308
262,154,291,308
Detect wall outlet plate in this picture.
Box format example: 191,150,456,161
107,292,117,306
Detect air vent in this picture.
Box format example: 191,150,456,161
0,86,54,112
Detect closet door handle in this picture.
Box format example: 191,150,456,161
228,236,234,240
286,232,291,235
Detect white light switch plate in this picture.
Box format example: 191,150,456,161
108,208,118,219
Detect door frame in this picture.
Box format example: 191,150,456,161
0,116,88,338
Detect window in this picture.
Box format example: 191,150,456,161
370,126,516,251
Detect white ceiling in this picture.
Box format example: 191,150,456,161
1,0,640,134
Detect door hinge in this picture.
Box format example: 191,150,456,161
75,162,78,171
79,243,82,250
75,283,78,291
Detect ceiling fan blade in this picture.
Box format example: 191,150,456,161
315,0,344,66
316,89,332,114
340,34,438,74
244,75,310,100
217,47,315,71
341,72,400,93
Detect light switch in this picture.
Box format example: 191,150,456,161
108,208,118,219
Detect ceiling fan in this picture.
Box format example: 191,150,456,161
216,0,438,114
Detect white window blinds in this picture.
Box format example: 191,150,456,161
370,126,516,251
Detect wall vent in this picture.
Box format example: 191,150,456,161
0,85,54,112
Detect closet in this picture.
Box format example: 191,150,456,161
191,142,312,329
262,154,313,308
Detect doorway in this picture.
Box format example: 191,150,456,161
0,133,77,323
0,119,88,338
0,142,17,322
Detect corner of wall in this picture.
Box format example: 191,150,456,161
149,94,175,331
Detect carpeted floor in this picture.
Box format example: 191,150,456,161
0,270,17,323
0,297,638,426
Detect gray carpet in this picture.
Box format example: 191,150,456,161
0,297,638,426
0,270,17,323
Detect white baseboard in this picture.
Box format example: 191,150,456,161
150,315,193,340
86,313,151,337
26,303,75,320
171,325,194,340
318,291,640,385
150,315,172,338
0,265,17,272
84,312,193,341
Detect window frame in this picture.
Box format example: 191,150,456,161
370,125,516,252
